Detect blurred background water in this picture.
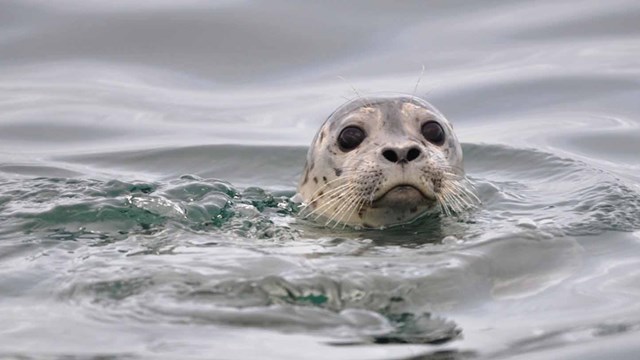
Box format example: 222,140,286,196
1,0,640,359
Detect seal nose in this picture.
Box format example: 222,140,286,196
382,146,422,164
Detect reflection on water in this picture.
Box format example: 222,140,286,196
1,0,640,359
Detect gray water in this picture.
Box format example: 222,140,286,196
1,1,640,359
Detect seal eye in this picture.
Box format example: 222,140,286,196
337,126,366,151
421,121,445,146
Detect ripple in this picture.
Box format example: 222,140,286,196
1,145,639,357
464,143,640,236
1,0,640,358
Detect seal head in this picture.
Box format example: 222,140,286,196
297,94,476,228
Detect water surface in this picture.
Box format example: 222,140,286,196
1,1,640,359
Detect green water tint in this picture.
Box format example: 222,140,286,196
374,312,460,344
88,276,154,302
2,144,640,353
293,293,329,306
284,295,460,344
193,273,461,344
2,175,301,243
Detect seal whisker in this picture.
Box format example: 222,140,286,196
306,182,354,206
448,195,464,214
296,94,476,228
333,185,368,225
341,197,367,229
443,185,471,209
303,193,349,220
337,76,370,109
343,196,367,227
454,190,479,208
436,193,452,217
302,164,369,205
412,64,426,98
307,186,359,221
305,185,361,213
308,190,354,219
449,189,471,211
439,191,461,214
304,176,351,203
441,180,476,214
440,172,479,201
441,164,466,173
302,182,361,216
445,179,480,205
331,196,359,229
326,192,361,228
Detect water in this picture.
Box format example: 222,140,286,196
1,0,640,359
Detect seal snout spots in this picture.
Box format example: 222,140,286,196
296,94,477,228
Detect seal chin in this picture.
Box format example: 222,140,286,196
371,185,435,210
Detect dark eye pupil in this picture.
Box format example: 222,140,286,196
421,121,445,145
338,126,365,151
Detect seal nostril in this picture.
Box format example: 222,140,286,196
407,147,421,162
382,149,399,163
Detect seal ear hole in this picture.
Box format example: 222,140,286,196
338,126,366,152
421,121,445,146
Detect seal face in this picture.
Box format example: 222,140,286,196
296,94,478,229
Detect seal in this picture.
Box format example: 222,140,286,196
296,94,478,228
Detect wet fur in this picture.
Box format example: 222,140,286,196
297,94,478,228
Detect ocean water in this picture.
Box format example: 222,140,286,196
1,1,640,359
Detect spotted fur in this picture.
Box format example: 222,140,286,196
296,94,478,228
